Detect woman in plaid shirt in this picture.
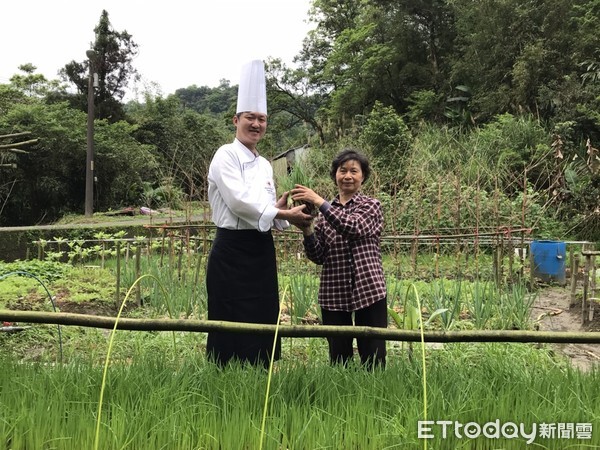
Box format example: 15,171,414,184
291,149,387,369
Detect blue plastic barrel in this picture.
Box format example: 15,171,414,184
530,240,566,285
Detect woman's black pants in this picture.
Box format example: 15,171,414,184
321,298,387,369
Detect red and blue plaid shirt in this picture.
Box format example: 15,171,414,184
303,193,387,312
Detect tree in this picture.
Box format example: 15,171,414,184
128,95,230,202
0,97,159,225
448,0,600,129
292,0,454,136
267,58,327,145
174,80,237,116
59,10,139,122
360,102,411,158
9,64,64,98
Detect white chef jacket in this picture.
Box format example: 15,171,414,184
207,139,289,232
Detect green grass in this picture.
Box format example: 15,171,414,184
53,201,208,225
0,343,597,449
0,250,597,448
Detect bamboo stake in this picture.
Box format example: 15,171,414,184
498,235,504,288
455,174,462,276
590,256,598,322
591,255,597,322
493,176,500,286
2,309,600,343
529,242,535,288
474,170,480,271
392,183,401,275
115,241,121,309
495,244,501,286
168,231,174,268
583,253,590,324
569,244,574,289
178,235,183,281
147,227,152,263
411,183,421,277
570,257,579,308
435,180,441,278
492,243,498,284
186,227,191,272
135,246,142,306
519,170,527,280
160,228,166,267
507,228,514,284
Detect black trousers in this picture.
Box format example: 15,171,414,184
206,228,281,368
321,298,387,369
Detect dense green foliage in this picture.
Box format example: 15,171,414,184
1,4,599,241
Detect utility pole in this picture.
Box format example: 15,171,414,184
85,50,98,217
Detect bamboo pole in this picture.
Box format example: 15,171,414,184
147,227,152,263
569,244,574,281
570,256,579,308
454,174,462,276
115,241,121,309
519,171,526,280
435,181,441,278
529,242,535,288
583,253,590,324
2,310,600,344
178,235,183,281
411,182,421,277
391,183,401,277
474,171,480,271
186,227,191,272
135,246,142,306
591,255,597,322
160,228,166,267
498,235,504,288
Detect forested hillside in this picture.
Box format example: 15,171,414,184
1,1,599,241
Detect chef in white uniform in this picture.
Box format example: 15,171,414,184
205,59,312,368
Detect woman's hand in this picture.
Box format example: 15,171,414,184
290,184,325,208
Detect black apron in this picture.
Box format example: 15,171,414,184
206,227,281,367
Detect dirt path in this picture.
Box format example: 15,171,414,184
532,285,600,371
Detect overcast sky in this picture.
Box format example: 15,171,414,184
1,0,314,99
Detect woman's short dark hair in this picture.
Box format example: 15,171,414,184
330,148,371,183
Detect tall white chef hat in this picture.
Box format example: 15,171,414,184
236,59,267,115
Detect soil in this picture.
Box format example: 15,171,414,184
532,284,600,372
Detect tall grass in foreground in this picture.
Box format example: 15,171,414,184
0,344,597,449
